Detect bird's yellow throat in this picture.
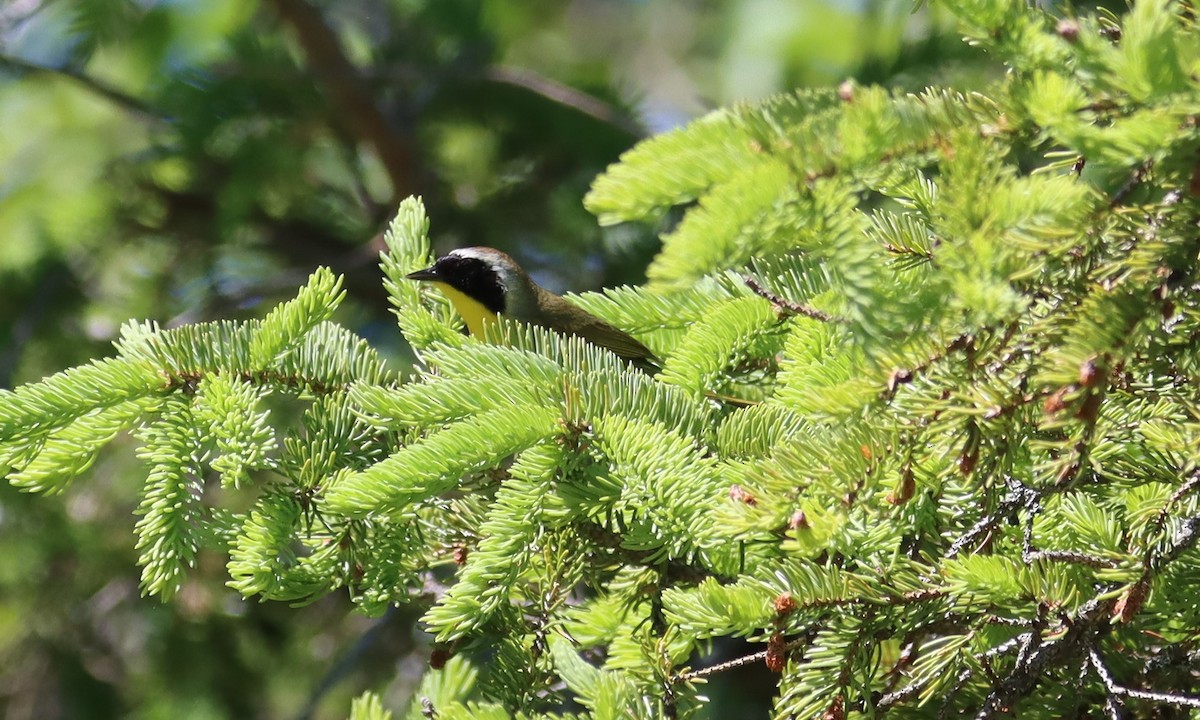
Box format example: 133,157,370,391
431,281,499,337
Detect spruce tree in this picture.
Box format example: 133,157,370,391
5,0,1200,717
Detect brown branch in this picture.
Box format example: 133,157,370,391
484,65,645,138
743,276,838,323
0,53,160,122
673,636,810,683
266,0,419,202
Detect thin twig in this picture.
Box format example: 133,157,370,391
742,276,837,322
1021,500,1118,568
985,615,1034,628
1153,468,1200,533
947,476,1040,558
1023,548,1119,568
1152,509,1200,570
1108,160,1153,208
1089,647,1200,709
675,648,769,682
484,66,644,137
674,637,809,683
973,598,1113,719
0,53,160,121
876,681,922,710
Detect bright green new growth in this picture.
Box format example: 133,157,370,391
4,0,1200,716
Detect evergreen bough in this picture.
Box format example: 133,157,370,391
6,0,1200,716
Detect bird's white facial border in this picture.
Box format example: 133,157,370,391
447,248,520,293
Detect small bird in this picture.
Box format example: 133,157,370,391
406,247,657,371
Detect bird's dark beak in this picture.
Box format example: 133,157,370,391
406,266,438,282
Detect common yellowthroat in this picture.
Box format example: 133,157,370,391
406,247,658,371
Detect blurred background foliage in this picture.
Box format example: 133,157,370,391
0,0,996,717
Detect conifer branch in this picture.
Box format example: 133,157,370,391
673,636,811,682
883,332,974,400
742,275,838,323
875,681,922,711
0,53,161,121
1152,508,1200,570
266,0,420,202
972,598,1114,719
1021,505,1119,569
6,0,1200,711
947,476,1041,559
484,66,645,138
877,631,1029,712
1088,646,1200,710
165,368,356,396
575,522,725,585
1108,160,1155,208
1154,469,1200,532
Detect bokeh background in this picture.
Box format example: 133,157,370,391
0,1,985,717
